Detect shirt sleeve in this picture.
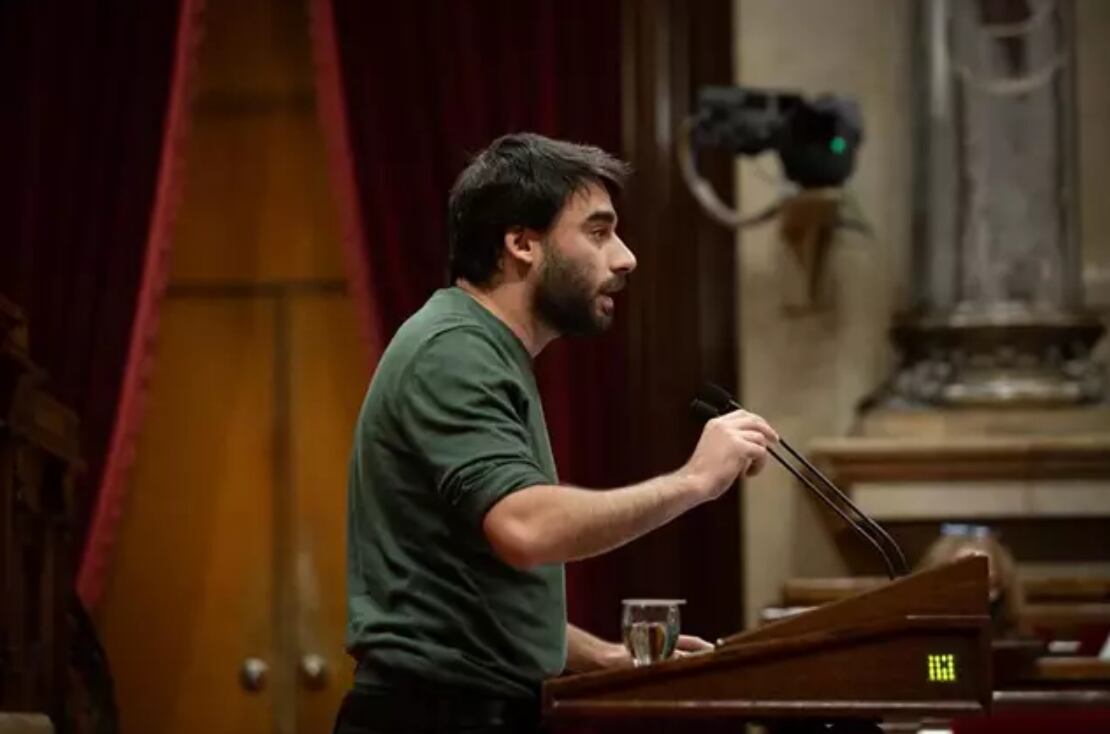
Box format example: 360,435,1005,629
395,327,552,528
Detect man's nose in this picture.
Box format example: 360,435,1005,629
610,234,637,274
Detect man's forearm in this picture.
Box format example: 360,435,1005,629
565,623,626,673
482,470,708,568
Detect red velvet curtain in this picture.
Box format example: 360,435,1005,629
312,0,631,626
0,1,204,607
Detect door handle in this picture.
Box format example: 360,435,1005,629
239,657,269,692
299,653,328,690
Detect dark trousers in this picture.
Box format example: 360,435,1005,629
332,666,542,734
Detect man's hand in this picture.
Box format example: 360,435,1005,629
682,409,778,501
595,634,715,670
673,634,715,657
596,641,633,670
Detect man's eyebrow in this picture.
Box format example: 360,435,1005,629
583,210,618,226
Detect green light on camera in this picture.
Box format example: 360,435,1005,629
829,136,848,155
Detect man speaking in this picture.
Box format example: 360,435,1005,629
334,133,777,734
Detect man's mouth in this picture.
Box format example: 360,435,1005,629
600,279,625,297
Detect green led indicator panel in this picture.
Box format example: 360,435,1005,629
928,653,957,682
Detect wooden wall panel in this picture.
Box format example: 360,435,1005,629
98,299,277,734
289,294,364,731
170,112,345,284
193,0,314,101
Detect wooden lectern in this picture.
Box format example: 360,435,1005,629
545,556,991,732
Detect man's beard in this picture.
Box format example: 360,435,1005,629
533,245,618,337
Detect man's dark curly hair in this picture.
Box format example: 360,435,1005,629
447,133,631,285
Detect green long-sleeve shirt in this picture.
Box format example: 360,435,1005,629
346,287,565,698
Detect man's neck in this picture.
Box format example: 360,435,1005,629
455,279,556,357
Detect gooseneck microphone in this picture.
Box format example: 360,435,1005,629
691,384,909,579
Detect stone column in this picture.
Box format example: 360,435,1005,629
811,0,1110,575
889,0,1104,406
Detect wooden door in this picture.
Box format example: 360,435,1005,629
290,294,366,732
98,299,278,734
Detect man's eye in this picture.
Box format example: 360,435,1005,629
590,229,609,241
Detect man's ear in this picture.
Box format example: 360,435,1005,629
503,226,542,268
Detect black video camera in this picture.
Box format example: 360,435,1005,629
691,86,863,189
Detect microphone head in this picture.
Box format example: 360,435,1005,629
689,399,721,422
700,383,740,411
